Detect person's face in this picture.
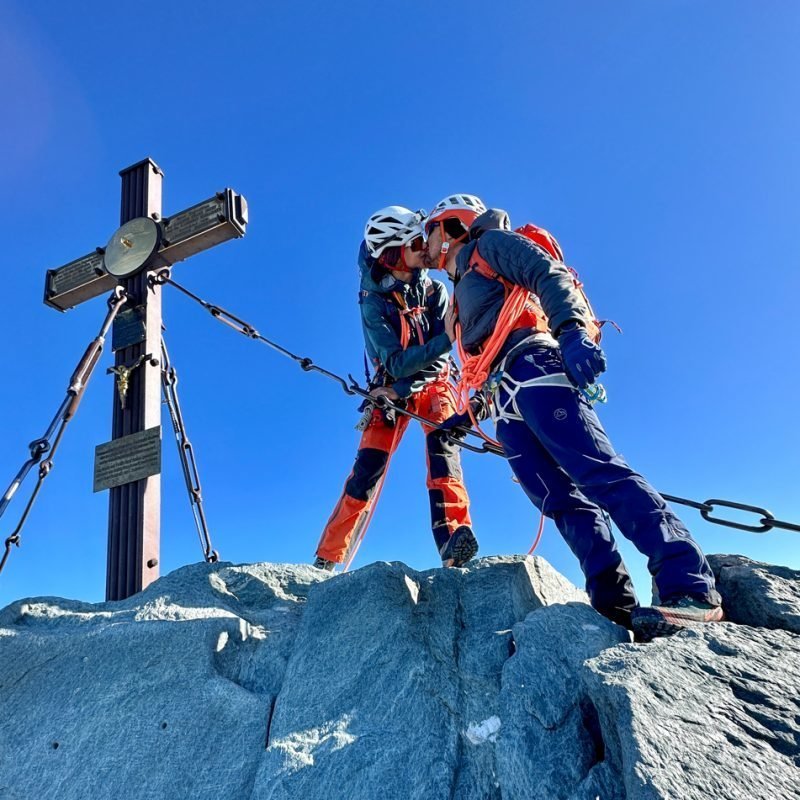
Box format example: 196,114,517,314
425,225,443,270
402,235,427,269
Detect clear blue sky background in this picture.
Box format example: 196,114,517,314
1,1,798,608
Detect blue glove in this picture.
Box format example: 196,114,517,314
557,323,607,389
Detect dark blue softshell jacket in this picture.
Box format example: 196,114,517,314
357,241,452,398
454,216,592,360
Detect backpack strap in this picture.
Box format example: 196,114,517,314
389,291,426,351
466,243,511,292
466,241,549,335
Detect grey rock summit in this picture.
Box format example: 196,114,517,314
0,554,797,799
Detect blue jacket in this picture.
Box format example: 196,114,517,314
357,242,452,398
454,210,592,361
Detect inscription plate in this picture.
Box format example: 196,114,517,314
159,189,247,265
93,427,161,492
45,251,117,311
163,197,225,245
112,308,146,351
52,252,104,293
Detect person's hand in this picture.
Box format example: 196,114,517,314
369,386,400,403
445,307,458,343
439,411,471,433
557,324,607,389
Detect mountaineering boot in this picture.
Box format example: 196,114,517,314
594,603,638,632
439,525,479,568
312,556,336,573
631,596,724,642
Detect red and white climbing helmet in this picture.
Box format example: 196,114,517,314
425,194,487,234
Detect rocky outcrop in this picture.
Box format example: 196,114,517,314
0,554,797,799
708,553,800,634
585,623,800,800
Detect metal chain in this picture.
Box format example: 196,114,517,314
0,287,129,577
160,336,218,563
660,494,800,534
152,269,800,538
150,268,503,456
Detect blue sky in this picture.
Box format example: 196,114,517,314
1,1,798,607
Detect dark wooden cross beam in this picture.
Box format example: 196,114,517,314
43,158,247,601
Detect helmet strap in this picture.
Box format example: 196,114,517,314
437,220,467,271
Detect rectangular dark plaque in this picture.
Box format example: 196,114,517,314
112,308,147,351
45,251,117,311
159,189,247,266
93,427,161,492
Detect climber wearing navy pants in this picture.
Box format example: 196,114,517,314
425,194,723,641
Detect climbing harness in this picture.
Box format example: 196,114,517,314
160,336,219,564
0,288,128,576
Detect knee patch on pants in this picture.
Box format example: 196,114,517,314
345,447,389,502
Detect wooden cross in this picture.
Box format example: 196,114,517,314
43,158,247,601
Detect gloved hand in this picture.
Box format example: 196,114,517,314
437,394,487,439
438,410,472,437
557,323,607,389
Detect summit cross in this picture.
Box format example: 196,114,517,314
43,158,247,601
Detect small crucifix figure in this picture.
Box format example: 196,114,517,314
108,354,156,410
43,158,247,600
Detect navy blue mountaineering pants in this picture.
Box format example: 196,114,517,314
493,341,719,626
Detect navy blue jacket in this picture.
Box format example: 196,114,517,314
357,242,452,398
454,211,592,361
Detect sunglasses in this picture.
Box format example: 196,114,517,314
408,235,426,253
424,219,440,238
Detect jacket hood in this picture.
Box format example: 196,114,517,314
469,208,512,240
358,240,428,295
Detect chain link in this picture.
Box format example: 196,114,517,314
160,336,218,563
155,270,799,538
0,288,128,577
661,494,800,534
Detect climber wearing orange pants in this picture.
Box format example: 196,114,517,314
314,206,478,572
317,376,471,565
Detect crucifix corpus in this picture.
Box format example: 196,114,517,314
43,158,248,601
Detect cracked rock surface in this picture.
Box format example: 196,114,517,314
0,554,797,799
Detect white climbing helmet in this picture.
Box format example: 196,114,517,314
364,206,426,258
427,194,487,229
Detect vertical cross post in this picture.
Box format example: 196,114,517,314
106,159,163,601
